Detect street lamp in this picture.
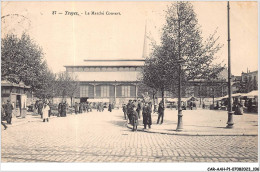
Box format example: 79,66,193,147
176,59,185,131
226,1,234,128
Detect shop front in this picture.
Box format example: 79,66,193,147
1,81,30,117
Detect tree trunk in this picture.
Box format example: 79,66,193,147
162,88,165,112
152,90,155,106
70,97,73,107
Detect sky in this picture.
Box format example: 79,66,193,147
1,1,258,76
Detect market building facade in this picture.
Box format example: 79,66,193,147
65,59,145,105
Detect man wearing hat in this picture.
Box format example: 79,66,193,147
4,100,13,124
157,100,164,124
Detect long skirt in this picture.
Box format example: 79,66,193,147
143,113,152,125
61,110,66,117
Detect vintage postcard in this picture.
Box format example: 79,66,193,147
1,1,258,171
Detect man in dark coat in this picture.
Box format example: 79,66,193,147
126,100,133,124
38,100,44,118
147,102,152,128
58,102,62,117
74,102,79,114
136,100,142,119
4,100,13,124
79,103,83,113
61,101,67,117
108,103,112,112
34,100,39,113
142,102,152,129
157,101,164,124
83,102,86,113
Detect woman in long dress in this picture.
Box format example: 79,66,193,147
43,103,50,122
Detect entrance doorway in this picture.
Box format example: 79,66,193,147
80,97,88,103
16,95,21,116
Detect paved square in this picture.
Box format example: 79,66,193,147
1,109,258,162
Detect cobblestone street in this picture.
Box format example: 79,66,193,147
1,109,258,162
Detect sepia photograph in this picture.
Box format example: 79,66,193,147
1,0,259,171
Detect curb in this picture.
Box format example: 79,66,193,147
4,115,59,128
126,123,258,137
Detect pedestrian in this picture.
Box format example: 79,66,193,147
42,103,50,122
38,100,44,118
147,102,152,128
58,102,62,117
131,103,139,131
136,100,142,119
126,100,133,124
79,103,83,113
34,100,39,114
108,103,112,112
83,102,86,113
96,103,99,112
89,103,92,112
143,102,152,129
202,102,205,109
1,106,7,130
61,101,67,117
190,101,193,110
4,100,13,124
157,100,164,124
248,99,253,112
100,102,104,112
74,102,79,114
142,102,148,129
122,104,127,120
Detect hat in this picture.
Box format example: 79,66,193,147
7,100,10,102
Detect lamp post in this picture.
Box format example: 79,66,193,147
176,59,184,131
226,1,234,128
176,2,184,131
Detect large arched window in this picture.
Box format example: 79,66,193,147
116,85,136,98
96,85,115,98
80,85,94,97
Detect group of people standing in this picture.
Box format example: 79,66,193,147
58,101,68,117
74,102,92,114
122,99,153,130
122,99,165,130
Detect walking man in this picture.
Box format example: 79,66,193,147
143,102,152,129
157,100,164,124
136,100,142,119
58,102,62,117
74,102,79,114
61,101,67,117
38,100,44,118
126,100,133,124
108,103,112,112
4,100,13,124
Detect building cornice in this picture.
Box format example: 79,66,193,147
84,59,145,62
64,65,144,68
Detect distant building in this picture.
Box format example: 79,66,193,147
241,70,258,83
240,70,258,93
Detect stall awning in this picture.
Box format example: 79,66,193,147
242,90,258,98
